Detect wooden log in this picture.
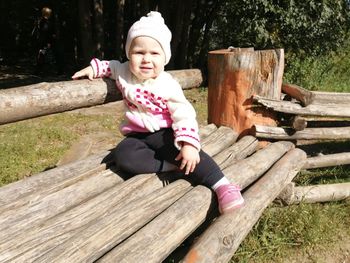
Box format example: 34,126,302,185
312,90,350,105
282,83,314,106
198,123,217,139
303,152,350,169
207,48,284,135
254,124,350,140
201,126,238,157
0,124,230,260
277,182,350,205
253,95,350,117
0,169,122,239
0,174,166,261
96,185,214,263
0,69,202,125
223,141,295,188
27,180,192,263
0,150,111,206
96,141,294,263
213,135,258,169
183,148,306,263
292,115,308,131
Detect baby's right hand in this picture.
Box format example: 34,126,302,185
71,66,94,80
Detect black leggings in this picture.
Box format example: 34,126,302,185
113,128,224,187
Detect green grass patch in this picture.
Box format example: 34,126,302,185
231,200,350,263
0,112,119,186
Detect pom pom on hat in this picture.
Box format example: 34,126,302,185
125,11,172,65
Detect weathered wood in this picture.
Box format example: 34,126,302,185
253,95,350,117
282,83,314,106
198,123,217,139
213,135,258,169
254,124,350,140
201,126,238,156
303,152,350,169
292,115,307,131
183,148,306,263
223,141,295,188
29,180,192,263
0,174,165,262
0,150,111,206
97,185,214,263
312,90,350,105
277,182,350,205
95,141,294,263
207,48,284,135
0,169,122,239
0,69,203,125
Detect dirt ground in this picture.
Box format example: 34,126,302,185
1,62,349,263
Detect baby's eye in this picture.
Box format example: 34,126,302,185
151,52,160,55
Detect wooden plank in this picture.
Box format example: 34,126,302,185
277,182,350,205
303,152,350,169
253,95,350,117
0,69,203,125
182,148,306,263
254,124,350,140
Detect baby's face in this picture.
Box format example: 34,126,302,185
128,36,166,80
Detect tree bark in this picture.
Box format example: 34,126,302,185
0,69,203,125
254,124,350,140
277,182,350,205
93,0,104,57
207,48,284,135
182,148,306,263
77,0,94,64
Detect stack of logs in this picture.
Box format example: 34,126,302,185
252,83,350,206
0,124,308,263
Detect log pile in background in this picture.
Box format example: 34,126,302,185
0,124,308,263
251,82,350,208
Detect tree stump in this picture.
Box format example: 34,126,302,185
207,48,284,136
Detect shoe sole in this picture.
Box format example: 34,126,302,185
220,198,244,214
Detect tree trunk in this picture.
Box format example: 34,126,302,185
93,0,104,57
78,0,94,64
115,0,125,60
0,69,202,125
207,48,284,135
254,124,350,140
183,148,306,263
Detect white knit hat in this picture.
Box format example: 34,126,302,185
125,11,172,65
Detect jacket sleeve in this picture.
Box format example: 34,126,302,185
90,58,122,80
166,81,201,151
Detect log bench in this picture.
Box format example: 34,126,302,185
0,124,307,263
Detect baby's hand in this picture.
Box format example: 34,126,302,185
175,142,200,175
72,66,94,80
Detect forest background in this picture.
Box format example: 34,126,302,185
0,0,349,84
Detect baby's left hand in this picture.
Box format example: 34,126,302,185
175,142,200,175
